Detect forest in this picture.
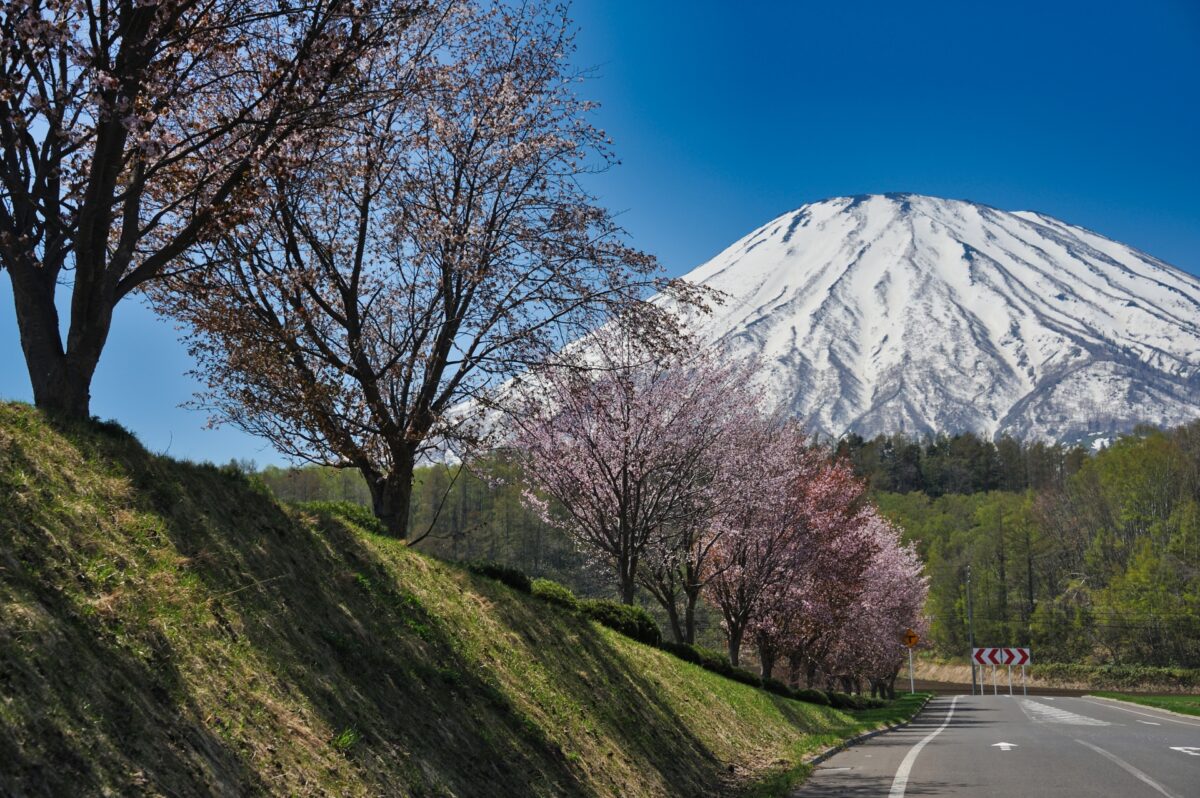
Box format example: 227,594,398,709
255,423,1200,668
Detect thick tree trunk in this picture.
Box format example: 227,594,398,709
619,572,637,605
367,456,415,539
7,267,110,419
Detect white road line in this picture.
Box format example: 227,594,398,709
1082,698,1200,728
1138,720,1161,726
1020,699,1109,726
1075,739,1182,798
888,695,961,798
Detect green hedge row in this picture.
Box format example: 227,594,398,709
468,564,883,710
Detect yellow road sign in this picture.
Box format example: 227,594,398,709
903,629,919,648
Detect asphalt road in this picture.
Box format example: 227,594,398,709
793,693,1200,797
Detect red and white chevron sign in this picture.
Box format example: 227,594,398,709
972,647,1031,665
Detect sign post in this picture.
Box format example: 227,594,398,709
903,628,919,694
972,648,1031,695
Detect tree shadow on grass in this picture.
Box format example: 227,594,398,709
3,408,811,797
0,434,271,797
484,588,734,795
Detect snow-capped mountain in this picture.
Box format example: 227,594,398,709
672,193,1200,442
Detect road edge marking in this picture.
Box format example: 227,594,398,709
888,695,961,798
803,693,934,768
1082,697,1200,728
1075,739,1182,798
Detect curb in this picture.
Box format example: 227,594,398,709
803,693,935,768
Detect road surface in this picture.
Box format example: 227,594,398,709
793,693,1200,797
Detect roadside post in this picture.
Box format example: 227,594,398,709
903,628,919,694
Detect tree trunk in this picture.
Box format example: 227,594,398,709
683,587,699,645
619,574,637,605
367,456,415,539
7,267,109,419
757,632,777,680
617,553,638,605
727,624,745,667
787,653,803,689
663,595,684,644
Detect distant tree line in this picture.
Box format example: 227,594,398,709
835,431,1090,495
871,424,1200,668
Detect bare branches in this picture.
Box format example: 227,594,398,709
2,0,420,416
159,1,670,538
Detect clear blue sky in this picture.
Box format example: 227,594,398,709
2,0,1197,465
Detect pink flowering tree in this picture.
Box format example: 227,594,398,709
509,326,748,607
736,453,877,676
702,420,829,666
819,515,928,696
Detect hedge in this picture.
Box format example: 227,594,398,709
530,578,579,610
466,561,532,594
579,599,663,647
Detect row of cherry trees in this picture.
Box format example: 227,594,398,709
510,328,928,690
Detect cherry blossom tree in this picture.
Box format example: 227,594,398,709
821,517,928,696
747,502,927,694
509,327,742,606
701,420,836,666
160,2,682,538
1,0,419,418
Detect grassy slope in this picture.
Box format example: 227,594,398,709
1088,693,1200,717
0,403,915,797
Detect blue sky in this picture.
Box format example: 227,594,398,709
2,0,1198,465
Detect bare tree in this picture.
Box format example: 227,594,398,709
0,0,418,418
160,2,682,538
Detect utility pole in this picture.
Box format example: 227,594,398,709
967,564,977,695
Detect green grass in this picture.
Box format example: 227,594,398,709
1089,692,1200,716
0,402,929,797
735,692,931,798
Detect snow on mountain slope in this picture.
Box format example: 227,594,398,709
671,193,1200,441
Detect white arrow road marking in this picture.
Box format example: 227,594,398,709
1076,739,1182,798
1137,720,1161,726
992,742,1018,751
1170,747,1200,756
888,695,961,798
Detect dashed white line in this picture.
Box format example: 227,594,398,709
1076,739,1182,798
888,696,961,798
1083,698,1200,728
